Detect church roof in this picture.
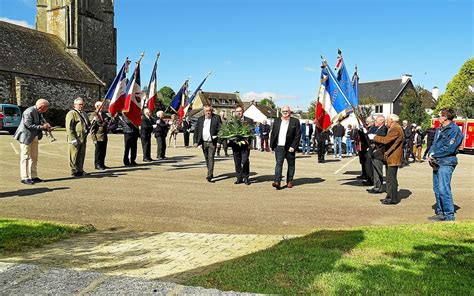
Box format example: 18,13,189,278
0,21,103,85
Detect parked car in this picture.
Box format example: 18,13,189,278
0,104,21,134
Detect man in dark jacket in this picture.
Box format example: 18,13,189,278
260,119,271,152
316,129,329,163
270,106,301,189
423,127,436,159
332,122,345,159
367,115,388,193
181,116,192,147
89,101,110,170
402,120,412,166
119,112,139,166
154,110,169,160
140,108,154,162
358,117,374,185
300,119,313,155
193,104,222,182
229,104,254,185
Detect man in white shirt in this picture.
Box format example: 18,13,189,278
270,106,301,189
193,104,222,182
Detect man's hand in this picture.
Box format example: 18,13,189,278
93,140,97,145
368,134,375,140
193,143,199,148
42,123,51,130
289,147,295,153
70,139,78,147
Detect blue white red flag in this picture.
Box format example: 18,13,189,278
335,50,358,107
169,80,189,112
146,56,159,111
107,58,130,116
179,72,211,123
123,61,142,126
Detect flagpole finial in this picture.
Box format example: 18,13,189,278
156,52,160,59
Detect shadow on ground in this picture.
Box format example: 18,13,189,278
0,187,69,198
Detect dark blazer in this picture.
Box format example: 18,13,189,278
140,115,154,136
153,118,169,137
300,123,313,138
270,117,301,151
193,114,222,145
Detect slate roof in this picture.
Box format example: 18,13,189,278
359,79,411,103
0,21,103,85
199,91,242,107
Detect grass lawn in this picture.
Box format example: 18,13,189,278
187,221,474,295
0,218,95,254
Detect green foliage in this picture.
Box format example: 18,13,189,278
399,88,430,127
0,218,95,253
306,100,316,120
356,96,378,121
436,58,474,118
187,221,474,295
218,116,255,145
158,86,176,107
260,98,276,109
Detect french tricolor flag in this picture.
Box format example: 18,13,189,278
146,58,158,111
123,62,142,127
107,58,130,116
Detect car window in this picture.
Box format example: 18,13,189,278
3,107,20,116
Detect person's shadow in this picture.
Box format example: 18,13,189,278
0,187,69,198
293,177,325,186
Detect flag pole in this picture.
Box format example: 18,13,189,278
99,57,130,114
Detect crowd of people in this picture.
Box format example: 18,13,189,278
13,98,464,221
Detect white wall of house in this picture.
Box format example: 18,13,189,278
359,103,392,119
244,105,268,123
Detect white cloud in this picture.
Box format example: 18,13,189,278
0,17,33,28
304,66,317,72
242,91,298,102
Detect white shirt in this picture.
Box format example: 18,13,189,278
305,125,310,136
278,119,290,146
203,117,212,141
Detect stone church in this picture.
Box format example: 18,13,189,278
0,0,117,125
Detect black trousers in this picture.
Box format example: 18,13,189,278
123,133,138,164
156,135,166,158
232,144,250,180
372,158,385,191
317,141,326,161
423,141,433,158
183,132,190,147
94,140,107,167
140,132,151,160
202,141,216,178
217,139,228,155
359,150,374,182
274,146,296,183
386,166,399,202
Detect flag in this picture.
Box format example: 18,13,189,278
169,80,189,112
107,58,130,116
123,62,142,126
146,59,158,111
335,50,358,107
315,62,352,131
179,72,211,122
351,65,359,104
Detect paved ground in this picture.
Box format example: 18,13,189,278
0,131,473,293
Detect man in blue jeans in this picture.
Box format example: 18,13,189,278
300,119,313,155
332,121,345,159
427,108,463,221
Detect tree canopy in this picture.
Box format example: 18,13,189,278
436,58,474,118
399,87,431,129
158,86,175,107
260,98,276,109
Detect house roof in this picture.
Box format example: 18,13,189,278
199,91,242,107
243,101,278,118
0,21,103,85
359,79,411,103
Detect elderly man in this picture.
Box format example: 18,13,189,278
260,119,271,152
66,97,90,177
367,115,388,194
154,110,169,160
229,104,254,185
358,116,375,185
89,101,110,170
194,104,222,182
369,114,404,205
427,108,463,221
140,108,154,162
270,106,301,189
14,99,52,184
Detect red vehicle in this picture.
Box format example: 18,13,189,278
432,118,474,152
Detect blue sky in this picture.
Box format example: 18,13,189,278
0,0,472,110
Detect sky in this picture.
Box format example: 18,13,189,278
0,0,472,110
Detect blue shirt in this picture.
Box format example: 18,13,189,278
429,121,463,166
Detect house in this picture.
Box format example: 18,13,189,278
187,90,242,118
242,101,278,123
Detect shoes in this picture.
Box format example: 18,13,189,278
102,165,110,169
356,175,366,180
244,178,251,185
287,181,294,189
206,175,214,183
72,171,86,177
95,166,105,170
123,161,130,166
367,188,383,194
130,161,138,165
318,160,325,163
143,158,152,162
381,199,399,205
272,181,281,189
428,214,445,221
225,154,229,157
21,179,34,185
362,181,374,186
234,179,243,184
31,177,43,182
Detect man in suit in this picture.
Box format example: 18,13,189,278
181,116,192,147
316,129,329,163
66,97,90,177
358,117,375,185
89,101,110,170
270,106,301,189
193,104,222,182
14,98,52,184
370,114,404,205
401,120,412,167
367,115,388,194
300,119,313,155
118,113,139,166
230,104,254,185
140,108,154,162
260,119,271,152
217,110,229,156
154,110,169,159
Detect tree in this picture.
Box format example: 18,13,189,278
436,58,474,118
260,98,276,109
306,100,316,120
158,86,175,107
399,88,431,130
356,96,378,121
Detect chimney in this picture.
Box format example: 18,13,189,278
432,86,439,100
401,74,412,84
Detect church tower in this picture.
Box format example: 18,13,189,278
36,0,117,87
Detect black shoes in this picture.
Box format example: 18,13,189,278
21,179,34,185
381,198,399,205
234,179,243,184
244,178,251,185
143,158,153,162
367,188,383,194
206,175,214,183
362,181,374,186
356,175,366,180
95,166,105,170
428,214,445,221
31,177,43,182
72,171,87,177
130,161,138,166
